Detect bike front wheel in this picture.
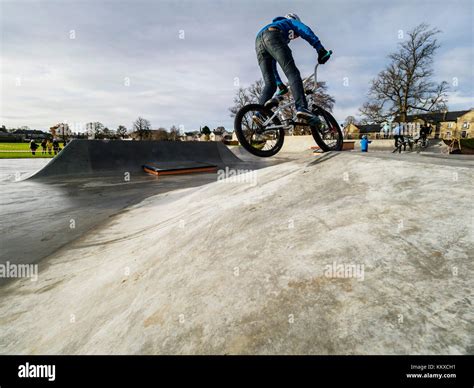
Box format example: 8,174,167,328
310,106,343,152
234,104,285,157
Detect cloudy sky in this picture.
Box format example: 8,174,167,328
1,0,472,133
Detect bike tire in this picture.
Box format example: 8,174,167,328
310,107,343,152
234,104,285,157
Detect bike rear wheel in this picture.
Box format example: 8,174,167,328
234,104,285,157
310,106,343,151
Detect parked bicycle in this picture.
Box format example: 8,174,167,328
393,135,414,153
234,55,343,157
414,135,429,153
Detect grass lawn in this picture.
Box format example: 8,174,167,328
0,142,55,159
461,138,474,149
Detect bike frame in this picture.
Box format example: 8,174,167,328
258,64,321,131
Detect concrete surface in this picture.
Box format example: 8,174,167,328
1,142,275,286
0,172,221,282
0,158,50,182
0,151,472,355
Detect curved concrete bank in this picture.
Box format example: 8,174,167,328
29,140,241,179
1,152,472,354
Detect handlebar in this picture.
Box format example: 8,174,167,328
302,50,332,92
281,50,332,98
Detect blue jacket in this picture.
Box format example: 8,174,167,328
258,17,323,50
258,17,323,85
360,138,371,152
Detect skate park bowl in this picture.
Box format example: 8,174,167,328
1,146,472,354
1,140,277,277
1,134,473,354
27,140,243,180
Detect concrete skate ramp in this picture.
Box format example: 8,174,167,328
29,140,241,179
2,152,472,354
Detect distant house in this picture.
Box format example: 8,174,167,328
209,128,224,142
402,110,473,139
345,109,474,140
358,124,382,139
210,127,233,142
345,123,382,139
183,131,197,141
209,132,222,142
50,123,71,140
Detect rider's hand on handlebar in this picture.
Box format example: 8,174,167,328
276,82,288,96
317,47,331,64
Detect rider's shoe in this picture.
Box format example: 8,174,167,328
296,108,314,120
264,98,279,110
296,108,321,127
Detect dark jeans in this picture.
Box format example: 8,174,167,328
255,29,307,111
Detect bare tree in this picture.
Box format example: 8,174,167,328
116,125,127,139
169,125,181,141
304,79,336,112
247,79,264,104
359,102,386,124
85,122,104,139
360,23,448,123
133,117,151,140
228,84,260,118
155,127,169,141
229,78,335,121
343,115,356,127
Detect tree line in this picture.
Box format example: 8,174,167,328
85,118,182,140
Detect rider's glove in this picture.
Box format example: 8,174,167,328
276,83,288,96
318,47,331,64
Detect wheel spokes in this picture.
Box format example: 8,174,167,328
241,110,281,151
315,114,341,149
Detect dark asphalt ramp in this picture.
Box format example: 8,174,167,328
28,140,241,179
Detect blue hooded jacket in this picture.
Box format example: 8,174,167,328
258,16,323,85
258,16,323,50
360,137,371,152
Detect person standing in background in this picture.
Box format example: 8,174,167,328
52,139,60,155
29,139,38,155
46,139,53,155
41,139,47,155
393,123,403,149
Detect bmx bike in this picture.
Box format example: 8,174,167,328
234,56,343,157
393,136,414,153
414,136,429,153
